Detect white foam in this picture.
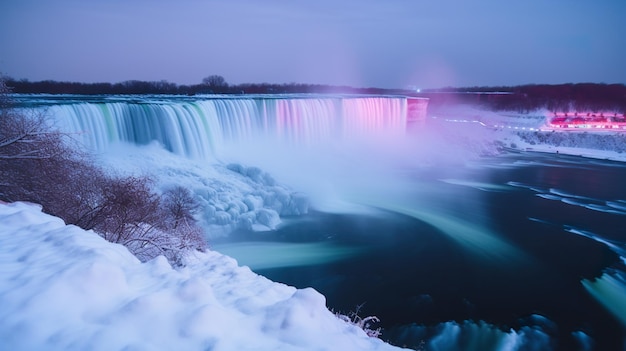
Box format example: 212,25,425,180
582,272,626,328
439,179,512,192
535,193,563,201
212,242,364,270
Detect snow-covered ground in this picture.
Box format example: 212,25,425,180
0,201,403,351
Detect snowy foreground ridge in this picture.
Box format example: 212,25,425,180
0,202,402,351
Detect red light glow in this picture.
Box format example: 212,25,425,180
546,112,626,131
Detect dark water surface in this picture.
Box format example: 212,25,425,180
214,152,626,351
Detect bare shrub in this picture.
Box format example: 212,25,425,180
157,186,207,264
0,107,76,206
335,304,382,338
57,160,111,230
1,80,72,205
95,176,160,242
0,77,11,107
88,177,208,264
161,186,200,229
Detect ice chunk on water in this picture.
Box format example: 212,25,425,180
256,209,281,229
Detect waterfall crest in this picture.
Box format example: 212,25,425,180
42,95,410,158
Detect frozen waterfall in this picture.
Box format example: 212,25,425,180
31,95,427,158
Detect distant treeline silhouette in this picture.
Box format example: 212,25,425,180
4,76,625,113
3,75,399,96
420,83,626,113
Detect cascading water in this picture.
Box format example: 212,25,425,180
38,95,411,158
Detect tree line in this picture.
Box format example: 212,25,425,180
4,75,624,113
3,75,401,96
420,83,626,113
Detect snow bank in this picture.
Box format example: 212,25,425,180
0,202,402,351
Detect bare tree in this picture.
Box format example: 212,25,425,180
0,110,66,160
202,75,228,88
0,77,10,107
157,186,206,264
0,79,74,202
161,186,199,229
89,178,207,263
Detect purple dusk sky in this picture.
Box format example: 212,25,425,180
1,0,624,89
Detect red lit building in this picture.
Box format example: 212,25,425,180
547,112,626,131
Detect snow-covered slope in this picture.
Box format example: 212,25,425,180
0,202,403,351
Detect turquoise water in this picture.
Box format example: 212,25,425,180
214,152,626,351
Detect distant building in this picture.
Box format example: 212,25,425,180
547,112,626,130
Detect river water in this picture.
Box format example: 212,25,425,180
214,151,626,351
